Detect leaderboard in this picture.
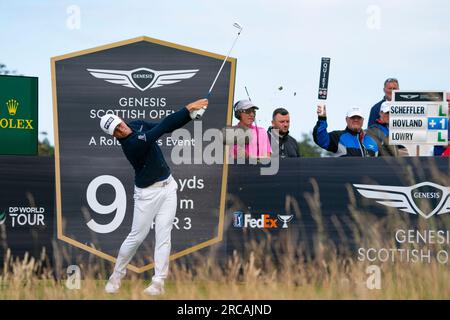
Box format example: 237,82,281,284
388,91,448,145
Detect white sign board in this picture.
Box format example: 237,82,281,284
388,91,448,145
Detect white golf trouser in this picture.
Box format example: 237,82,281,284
112,175,177,283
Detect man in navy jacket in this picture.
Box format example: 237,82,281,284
100,98,208,296
368,78,399,127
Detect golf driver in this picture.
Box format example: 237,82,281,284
191,22,243,119
245,86,252,101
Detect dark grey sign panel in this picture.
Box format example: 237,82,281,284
52,37,235,272
393,91,445,102
0,156,54,266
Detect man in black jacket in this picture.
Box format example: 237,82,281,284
267,108,300,158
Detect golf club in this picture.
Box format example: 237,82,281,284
245,86,252,101
243,86,259,157
192,22,243,119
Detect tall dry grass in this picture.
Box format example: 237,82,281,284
0,158,449,299
1,230,448,299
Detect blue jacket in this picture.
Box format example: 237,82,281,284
313,116,378,157
118,107,191,188
367,121,409,156
368,98,385,127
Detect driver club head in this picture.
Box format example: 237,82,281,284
233,22,243,32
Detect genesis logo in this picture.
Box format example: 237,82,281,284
354,182,450,219
398,94,420,100
87,67,199,91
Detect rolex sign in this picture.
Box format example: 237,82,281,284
0,75,38,155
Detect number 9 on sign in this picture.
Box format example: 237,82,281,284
86,175,127,234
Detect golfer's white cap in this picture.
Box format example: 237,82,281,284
100,114,123,135
346,107,364,118
380,101,390,113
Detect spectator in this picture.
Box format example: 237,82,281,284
267,108,300,158
368,78,399,127
366,102,409,156
230,100,271,159
433,92,450,156
313,105,378,157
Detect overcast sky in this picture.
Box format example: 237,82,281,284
1,0,449,149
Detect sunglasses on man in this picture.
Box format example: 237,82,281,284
241,108,256,114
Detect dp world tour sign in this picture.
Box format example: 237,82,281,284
0,75,38,155
51,36,235,272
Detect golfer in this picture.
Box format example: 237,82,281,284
100,98,208,295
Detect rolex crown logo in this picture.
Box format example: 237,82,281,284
6,99,19,116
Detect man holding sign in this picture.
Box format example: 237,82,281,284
313,105,378,157
313,57,378,157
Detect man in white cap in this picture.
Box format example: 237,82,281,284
313,104,378,157
229,99,271,159
366,101,409,156
100,98,208,295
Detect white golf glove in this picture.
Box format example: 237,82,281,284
190,107,206,120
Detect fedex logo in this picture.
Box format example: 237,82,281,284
233,212,285,229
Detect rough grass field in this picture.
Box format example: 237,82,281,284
0,248,449,300
1,163,449,300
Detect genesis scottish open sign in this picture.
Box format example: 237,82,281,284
51,36,236,272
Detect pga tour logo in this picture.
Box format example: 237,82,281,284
353,182,450,219
233,211,294,229
87,67,199,91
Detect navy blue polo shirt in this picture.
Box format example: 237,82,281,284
117,107,191,188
